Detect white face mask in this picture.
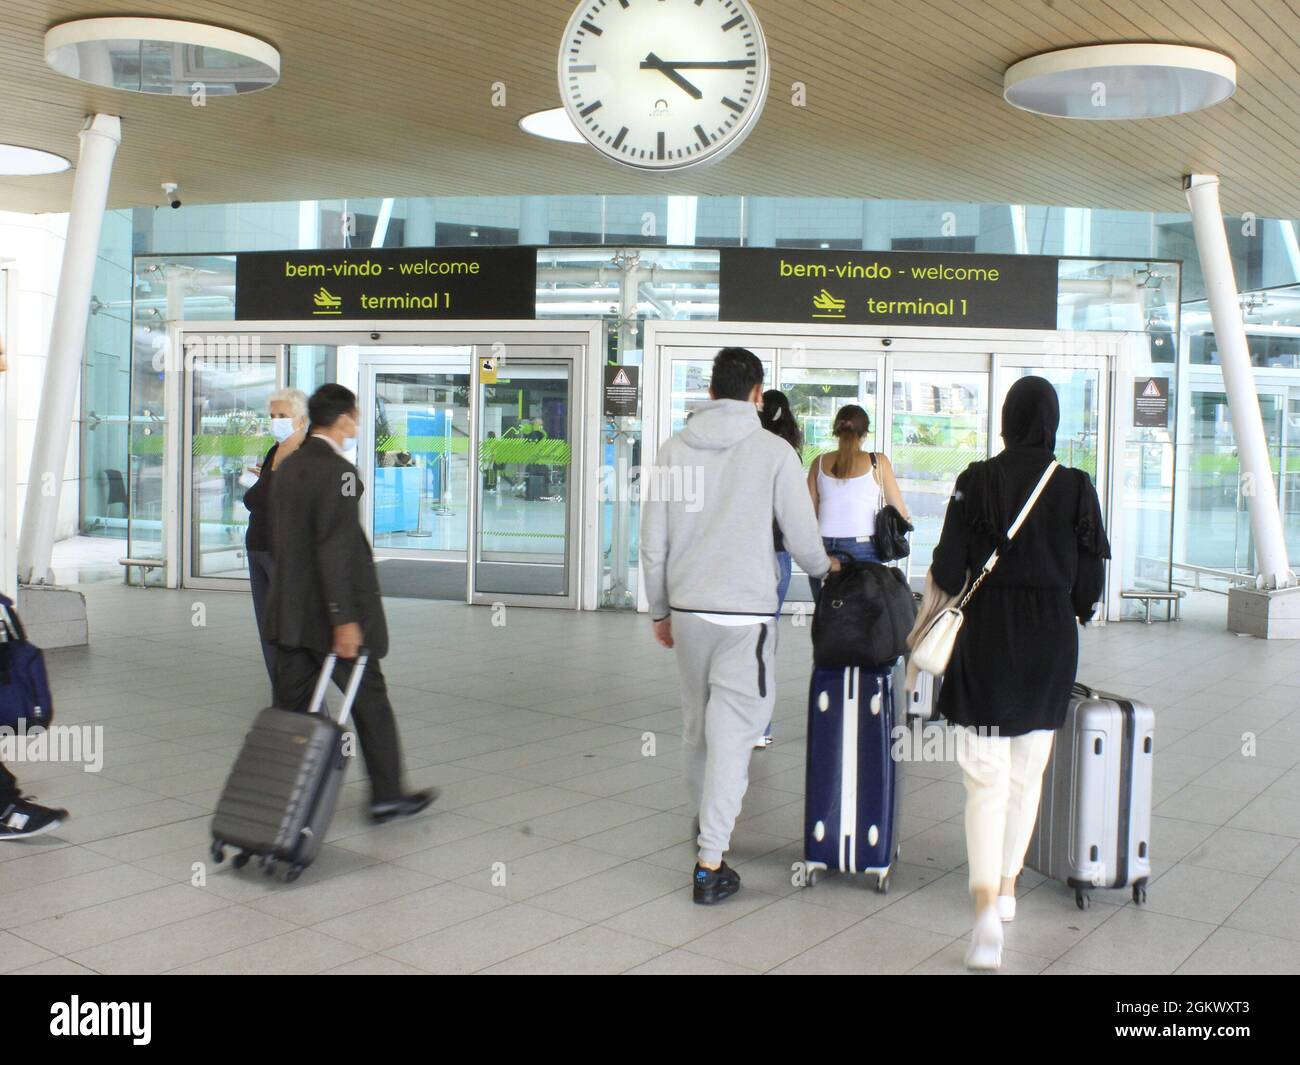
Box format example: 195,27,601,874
270,417,296,443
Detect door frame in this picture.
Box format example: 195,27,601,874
170,320,604,609
642,320,1125,616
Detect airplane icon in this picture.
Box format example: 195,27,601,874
812,289,846,318
312,287,343,315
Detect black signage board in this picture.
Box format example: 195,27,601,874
235,246,537,320
1134,376,1170,428
719,248,1059,329
604,365,640,417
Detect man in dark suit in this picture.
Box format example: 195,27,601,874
265,383,433,824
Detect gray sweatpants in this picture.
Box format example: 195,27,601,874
673,611,777,866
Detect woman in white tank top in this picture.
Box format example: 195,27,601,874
805,404,910,600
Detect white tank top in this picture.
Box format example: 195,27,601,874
816,453,882,538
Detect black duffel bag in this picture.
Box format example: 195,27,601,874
812,557,917,669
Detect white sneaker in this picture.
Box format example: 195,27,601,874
965,906,1004,971
753,734,773,750
996,894,1017,923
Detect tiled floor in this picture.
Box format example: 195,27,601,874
1,583,1298,975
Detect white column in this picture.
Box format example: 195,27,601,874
1184,174,1294,589
16,114,122,585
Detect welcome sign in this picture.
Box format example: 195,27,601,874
719,248,1059,329
235,246,537,320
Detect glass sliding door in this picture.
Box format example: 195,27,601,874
777,358,881,602
889,364,990,574
473,351,579,603
186,345,280,581
358,350,472,601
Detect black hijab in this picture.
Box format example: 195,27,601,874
962,376,1061,545
1001,375,1059,452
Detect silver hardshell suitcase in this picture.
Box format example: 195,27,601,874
210,653,366,883
1027,682,1154,910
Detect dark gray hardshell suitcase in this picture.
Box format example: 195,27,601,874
1027,682,1154,910
210,653,366,882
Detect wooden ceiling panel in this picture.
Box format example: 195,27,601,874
0,0,1297,217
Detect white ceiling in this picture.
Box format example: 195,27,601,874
2,0,1299,217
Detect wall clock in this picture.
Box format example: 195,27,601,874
557,0,770,173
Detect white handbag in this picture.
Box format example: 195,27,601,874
911,461,1059,677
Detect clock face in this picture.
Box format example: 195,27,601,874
557,0,770,173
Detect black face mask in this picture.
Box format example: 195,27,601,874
1001,376,1060,452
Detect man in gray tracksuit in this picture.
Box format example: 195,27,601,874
640,347,834,904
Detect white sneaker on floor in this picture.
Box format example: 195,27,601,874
996,894,1016,923
965,907,1004,971
753,734,773,750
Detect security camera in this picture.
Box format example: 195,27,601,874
370,332,381,340
162,182,182,209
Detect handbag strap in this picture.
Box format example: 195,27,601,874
957,460,1059,610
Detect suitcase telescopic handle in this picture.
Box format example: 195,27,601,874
1071,681,1098,698
308,648,370,727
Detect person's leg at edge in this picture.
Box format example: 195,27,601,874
955,726,1011,969
674,613,710,818
247,549,277,687
330,655,405,807
759,551,792,748
996,729,1055,921
695,618,775,899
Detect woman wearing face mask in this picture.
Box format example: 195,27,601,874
915,376,1109,970
244,388,308,686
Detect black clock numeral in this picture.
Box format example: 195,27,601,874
694,125,711,148
580,100,603,117
722,15,744,31
612,126,628,150
721,96,744,113
579,19,602,35
657,132,665,160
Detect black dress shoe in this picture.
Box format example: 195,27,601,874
692,861,741,905
370,789,437,824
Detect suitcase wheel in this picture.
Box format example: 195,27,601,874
210,839,225,864
1132,882,1148,906
232,851,251,871
875,872,890,895
1075,889,1090,911
805,868,819,887
285,863,305,884
261,855,277,876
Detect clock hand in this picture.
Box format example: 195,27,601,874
648,59,757,70
641,53,703,100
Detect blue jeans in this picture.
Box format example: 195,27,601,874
775,550,792,611
808,536,880,604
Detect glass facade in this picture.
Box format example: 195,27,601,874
62,194,1300,605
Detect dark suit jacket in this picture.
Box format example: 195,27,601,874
265,436,389,658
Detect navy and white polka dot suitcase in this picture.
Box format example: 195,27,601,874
802,664,903,893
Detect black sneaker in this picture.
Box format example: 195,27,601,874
693,861,741,905
0,797,68,841
370,789,437,825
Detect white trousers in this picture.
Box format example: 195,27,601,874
955,727,1055,896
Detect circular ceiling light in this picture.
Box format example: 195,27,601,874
518,107,584,144
45,17,280,96
0,144,71,176
1004,43,1236,120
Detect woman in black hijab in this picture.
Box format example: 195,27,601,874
924,376,1109,970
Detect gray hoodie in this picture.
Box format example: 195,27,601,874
640,399,831,619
